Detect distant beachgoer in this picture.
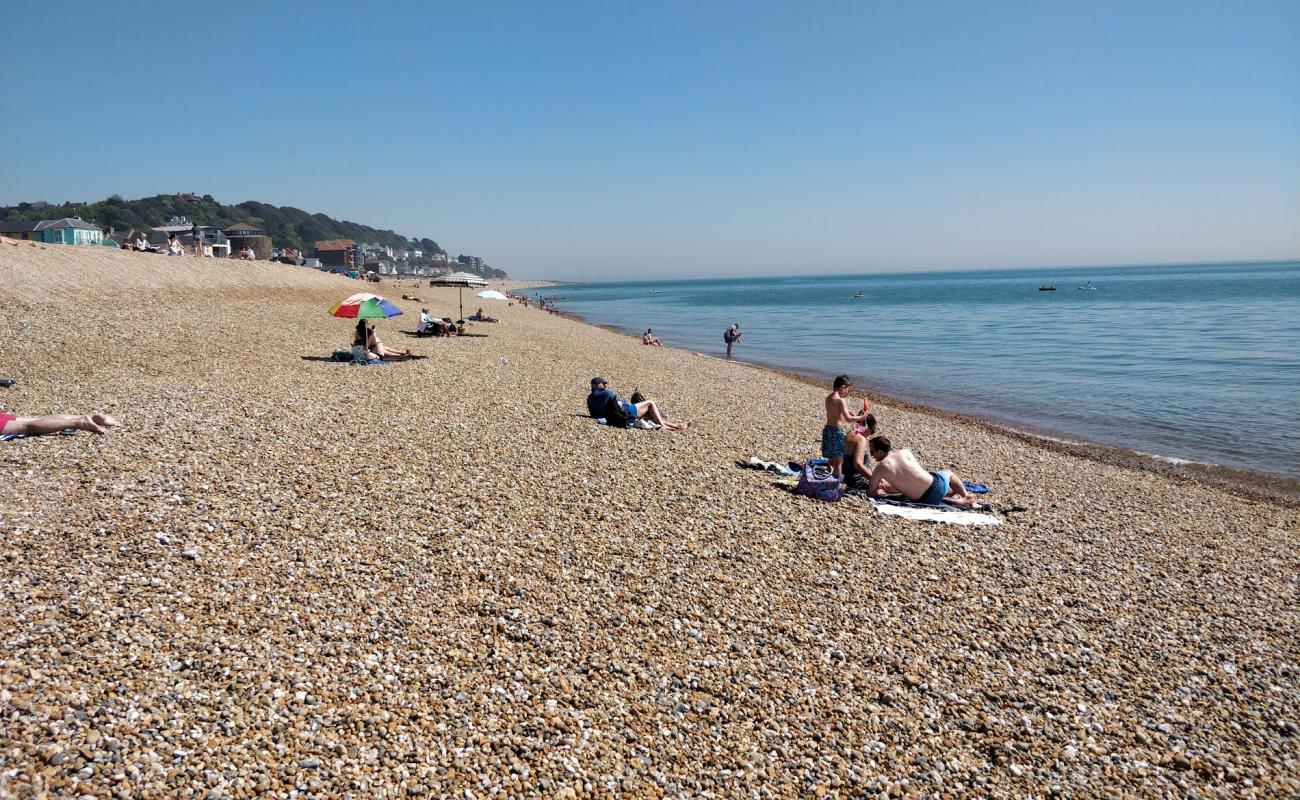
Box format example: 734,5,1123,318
1,411,122,437
165,233,184,256
724,323,741,357
239,245,255,260
472,307,498,322
822,375,869,477
866,436,978,507
133,232,150,251
191,223,203,256
587,377,692,431
642,329,663,346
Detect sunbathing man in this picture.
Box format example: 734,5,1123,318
2,411,122,437
866,435,978,507
587,377,692,431
822,375,870,478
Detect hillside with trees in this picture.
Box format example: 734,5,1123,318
0,194,508,279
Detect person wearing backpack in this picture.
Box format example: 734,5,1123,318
586,377,693,431
723,323,741,357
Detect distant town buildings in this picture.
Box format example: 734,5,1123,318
314,239,357,269
0,200,501,274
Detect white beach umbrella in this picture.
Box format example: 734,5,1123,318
475,289,508,300
430,271,489,319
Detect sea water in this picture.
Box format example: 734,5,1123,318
532,261,1300,479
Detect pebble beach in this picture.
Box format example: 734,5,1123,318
1,243,1297,798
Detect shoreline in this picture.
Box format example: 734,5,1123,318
580,317,1300,507
3,244,1298,797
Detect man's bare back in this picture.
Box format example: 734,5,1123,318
868,449,934,499
866,438,979,507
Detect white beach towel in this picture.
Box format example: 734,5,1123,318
870,501,1002,526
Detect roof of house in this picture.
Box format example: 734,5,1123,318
224,224,266,235
0,220,38,233
314,239,356,251
34,218,101,231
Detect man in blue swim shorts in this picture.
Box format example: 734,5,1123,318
821,375,870,477
866,435,979,507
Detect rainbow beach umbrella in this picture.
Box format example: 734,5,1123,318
329,293,403,319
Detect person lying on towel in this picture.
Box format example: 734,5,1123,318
866,435,979,507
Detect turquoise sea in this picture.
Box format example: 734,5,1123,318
529,261,1300,480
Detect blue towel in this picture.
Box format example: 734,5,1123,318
1,428,77,443
962,482,990,494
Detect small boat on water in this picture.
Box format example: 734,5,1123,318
649,289,661,294
853,291,864,299
1039,285,1057,291
1077,281,1096,290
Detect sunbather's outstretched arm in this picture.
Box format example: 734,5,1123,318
3,413,121,436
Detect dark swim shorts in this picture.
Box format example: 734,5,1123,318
914,470,951,506
821,425,846,458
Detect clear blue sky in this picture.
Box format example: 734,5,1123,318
2,0,1296,279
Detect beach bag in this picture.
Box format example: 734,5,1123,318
604,395,631,428
629,389,646,405
797,462,842,502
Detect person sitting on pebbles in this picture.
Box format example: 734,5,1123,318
2,410,122,437
642,329,663,346
586,377,692,431
354,321,413,361
866,435,979,507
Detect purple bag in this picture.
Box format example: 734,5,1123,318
797,462,841,502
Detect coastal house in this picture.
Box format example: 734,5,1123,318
32,218,103,245
0,220,38,241
314,239,356,268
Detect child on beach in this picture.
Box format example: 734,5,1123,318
822,375,869,478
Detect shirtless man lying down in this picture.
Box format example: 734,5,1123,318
866,435,979,508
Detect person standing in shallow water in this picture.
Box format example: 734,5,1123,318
724,323,741,357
